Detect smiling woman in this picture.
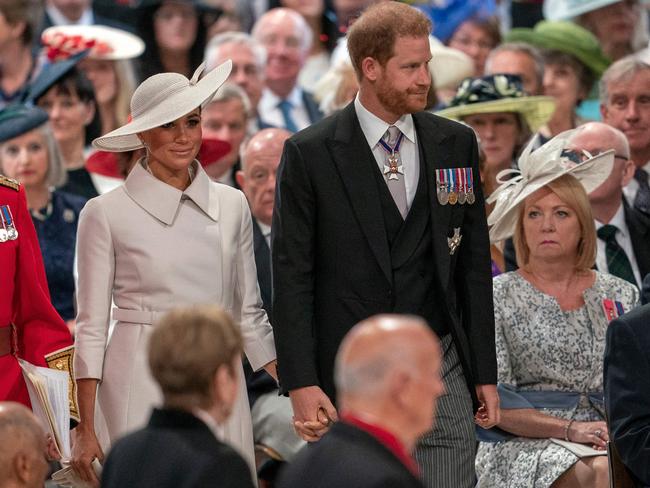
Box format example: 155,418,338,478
71,61,278,485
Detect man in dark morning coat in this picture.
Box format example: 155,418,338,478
278,315,445,488
100,307,254,488
604,303,650,487
271,3,498,486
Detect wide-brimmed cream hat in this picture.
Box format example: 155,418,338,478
487,128,615,243
41,25,145,61
93,61,232,152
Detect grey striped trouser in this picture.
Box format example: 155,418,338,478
415,334,476,488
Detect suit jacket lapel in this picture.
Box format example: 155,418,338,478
252,218,272,315
414,113,455,285
328,104,392,283
625,200,650,277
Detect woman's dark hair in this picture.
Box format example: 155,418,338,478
543,50,596,104
36,67,101,146
135,0,208,81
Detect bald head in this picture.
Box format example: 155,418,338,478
0,402,49,488
569,122,635,211
252,8,312,96
334,315,444,446
237,128,291,225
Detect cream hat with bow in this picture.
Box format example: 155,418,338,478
93,61,232,152
487,128,615,243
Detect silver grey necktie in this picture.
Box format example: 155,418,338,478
382,126,408,219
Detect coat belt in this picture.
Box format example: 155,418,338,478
112,308,165,325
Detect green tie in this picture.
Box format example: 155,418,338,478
597,224,637,286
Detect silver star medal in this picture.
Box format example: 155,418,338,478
447,227,462,255
384,153,404,181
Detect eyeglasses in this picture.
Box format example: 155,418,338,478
560,148,629,165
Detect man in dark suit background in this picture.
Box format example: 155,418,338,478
604,303,650,487
278,314,445,488
236,128,305,474
271,3,498,486
252,8,323,132
504,123,650,282
569,123,650,288
100,306,254,488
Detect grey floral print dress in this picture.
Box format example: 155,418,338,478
475,271,639,488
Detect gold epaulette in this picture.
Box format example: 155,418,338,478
45,346,80,424
0,175,20,191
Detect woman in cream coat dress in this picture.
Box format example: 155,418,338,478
71,61,277,484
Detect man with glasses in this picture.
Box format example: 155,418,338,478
251,8,323,132
568,122,650,288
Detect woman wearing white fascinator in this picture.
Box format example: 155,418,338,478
476,130,639,488
70,61,278,484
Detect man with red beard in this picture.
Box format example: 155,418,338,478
601,58,650,218
271,3,498,487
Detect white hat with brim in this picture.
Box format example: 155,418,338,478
543,0,650,20
429,37,475,91
42,25,145,61
437,96,556,133
487,129,615,243
93,60,232,152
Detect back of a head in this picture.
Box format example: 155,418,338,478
148,306,243,410
334,314,440,402
347,2,431,79
0,402,48,488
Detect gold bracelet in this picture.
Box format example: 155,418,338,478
564,419,575,441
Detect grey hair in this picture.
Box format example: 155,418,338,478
485,42,545,93
0,122,67,189
209,82,252,118
251,8,313,55
204,31,267,73
600,56,650,103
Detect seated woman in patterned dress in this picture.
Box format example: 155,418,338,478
0,104,86,330
476,130,639,488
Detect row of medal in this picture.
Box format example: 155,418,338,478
435,167,475,206
0,205,18,242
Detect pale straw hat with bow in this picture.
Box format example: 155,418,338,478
93,61,232,152
487,128,615,243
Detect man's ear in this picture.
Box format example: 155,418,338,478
621,158,636,187
12,452,30,483
361,57,380,82
235,170,245,190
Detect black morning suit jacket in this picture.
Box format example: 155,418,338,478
101,408,255,488
277,421,425,488
271,102,496,407
604,303,650,487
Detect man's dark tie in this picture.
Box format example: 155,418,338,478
278,99,299,133
597,224,637,286
633,167,650,216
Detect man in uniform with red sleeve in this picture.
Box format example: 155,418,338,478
0,106,77,421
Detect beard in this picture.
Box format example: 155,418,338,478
375,77,428,116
